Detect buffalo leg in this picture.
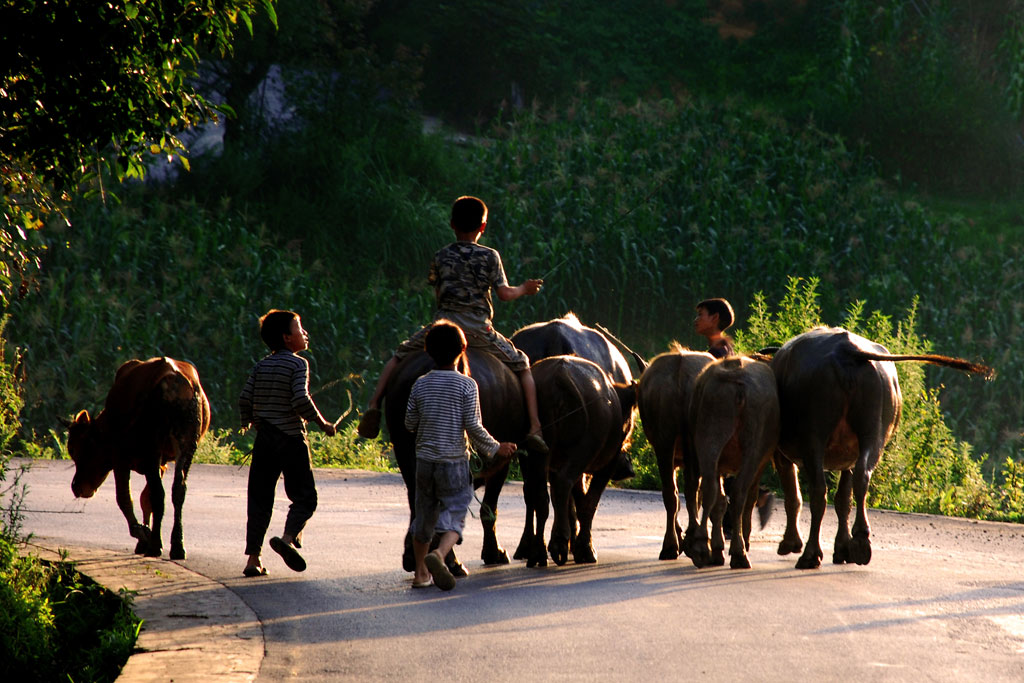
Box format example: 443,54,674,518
516,450,549,567
774,452,803,556
694,472,725,568
572,469,611,565
515,451,547,564
479,466,510,566
848,451,874,566
796,446,827,570
729,459,767,570
657,454,682,560
832,469,854,565
547,469,573,566
655,434,683,560
680,446,701,561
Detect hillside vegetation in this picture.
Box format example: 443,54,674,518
7,0,1024,520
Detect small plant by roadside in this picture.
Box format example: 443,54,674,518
0,543,141,683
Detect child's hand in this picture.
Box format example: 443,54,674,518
496,442,517,459
522,278,544,296
322,422,337,437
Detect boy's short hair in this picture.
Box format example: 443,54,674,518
425,320,467,366
697,298,735,331
451,196,488,233
259,309,298,350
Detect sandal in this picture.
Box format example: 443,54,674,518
357,408,381,438
270,536,307,572
424,552,456,591
243,565,268,577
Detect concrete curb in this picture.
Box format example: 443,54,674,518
28,542,264,682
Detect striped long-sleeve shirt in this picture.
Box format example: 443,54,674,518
404,369,500,463
239,350,326,437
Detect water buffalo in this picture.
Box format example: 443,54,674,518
511,313,640,385
771,327,994,569
636,345,715,560
518,355,638,566
689,356,779,569
68,357,211,559
384,346,542,574
510,313,645,560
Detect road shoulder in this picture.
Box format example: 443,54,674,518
27,540,264,683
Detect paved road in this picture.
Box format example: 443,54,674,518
14,458,1024,681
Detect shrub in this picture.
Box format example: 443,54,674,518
0,542,140,683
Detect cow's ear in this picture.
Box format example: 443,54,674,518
73,410,90,426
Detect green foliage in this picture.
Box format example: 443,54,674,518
617,421,660,492
1,0,278,232
7,195,427,434
369,0,1024,195
999,4,1024,121
370,0,723,128
309,423,397,471
0,541,140,683
190,423,399,471
819,0,1024,194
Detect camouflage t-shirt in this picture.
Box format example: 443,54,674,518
429,241,508,329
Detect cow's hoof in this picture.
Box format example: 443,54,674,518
710,550,725,567
145,547,162,558
777,535,803,556
447,557,469,578
527,551,548,569
690,543,710,568
573,546,597,564
513,535,531,561
169,547,186,561
730,554,751,570
548,538,569,566
481,546,510,566
849,537,871,565
134,540,148,555
659,548,679,561
795,551,823,570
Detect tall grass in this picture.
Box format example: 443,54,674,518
461,96,1019,474
6,92,1020,517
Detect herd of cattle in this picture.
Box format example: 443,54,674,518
65,314,993,573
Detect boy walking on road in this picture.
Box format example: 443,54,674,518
239,309,338,577
405,321,516,590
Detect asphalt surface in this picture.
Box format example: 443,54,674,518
13,457,1024,681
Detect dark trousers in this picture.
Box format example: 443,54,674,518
245,424,318,555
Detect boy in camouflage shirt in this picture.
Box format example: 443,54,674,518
359,196,548,454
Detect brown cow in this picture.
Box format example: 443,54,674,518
770,327,993,569
689,356,779,569
68,357,211,559
636,344,715,560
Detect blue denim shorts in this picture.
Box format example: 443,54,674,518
412,459,473,544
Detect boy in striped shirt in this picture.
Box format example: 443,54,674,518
239,309,337,577
405,321,516,590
